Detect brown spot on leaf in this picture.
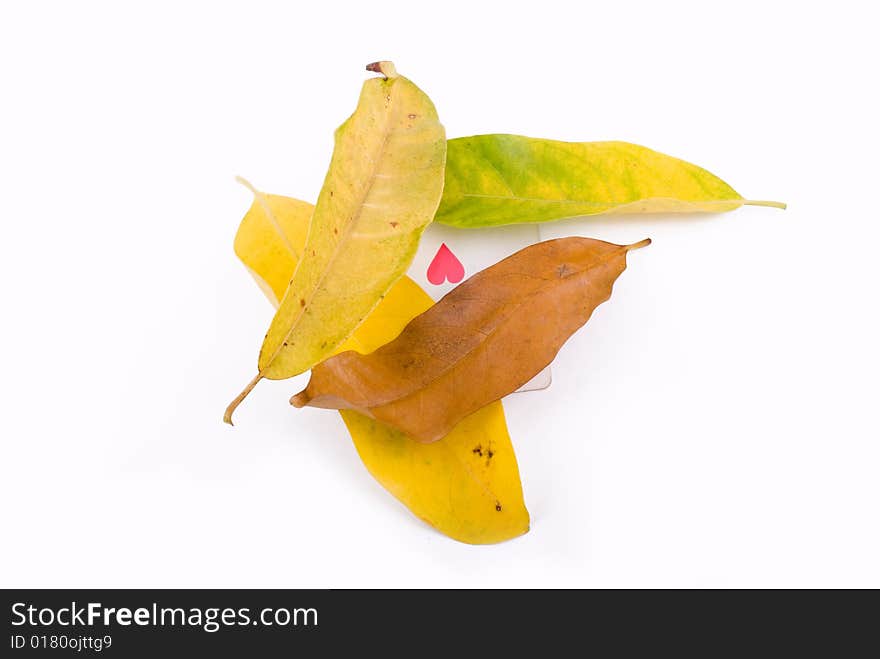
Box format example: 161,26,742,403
390,221,399,228
299,298,306,307
408,113,417,119
495,502,502,512
472,445,483,457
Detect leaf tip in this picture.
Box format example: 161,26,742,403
366,61,398,79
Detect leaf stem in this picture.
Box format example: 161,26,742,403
235,175,300,260
743,199,787,210
290,390,310,408
366,61,398,79
235,175,258,195
626,238,652,251
224,373,263,425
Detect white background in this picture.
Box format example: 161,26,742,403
2,1,878,588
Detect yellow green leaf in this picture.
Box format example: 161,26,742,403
225,61,447,423
436,134,785,227
231,184,529,544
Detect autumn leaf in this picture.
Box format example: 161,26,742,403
232,182,529,544
341,405,529,544
292,236,650,443
232,177,312,307
435,134,785,227
225,61,447,423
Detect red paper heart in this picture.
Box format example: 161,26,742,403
426,242,465,285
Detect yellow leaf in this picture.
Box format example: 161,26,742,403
226,62,447,423
232,184,529,544
232,177,312,308
341,406,529,544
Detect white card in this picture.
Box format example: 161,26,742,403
408,222,552,393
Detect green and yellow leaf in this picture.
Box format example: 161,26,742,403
435,134,784,228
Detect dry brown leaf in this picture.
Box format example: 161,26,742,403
291,236,650,442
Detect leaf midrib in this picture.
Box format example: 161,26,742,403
262,79,404,375
459,193,742,205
